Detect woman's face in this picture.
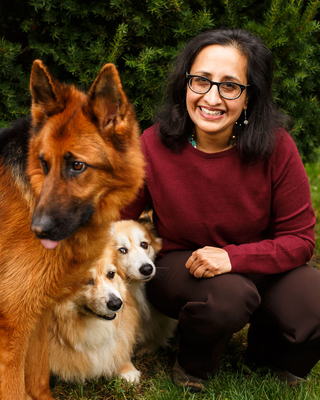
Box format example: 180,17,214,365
186,45,248,143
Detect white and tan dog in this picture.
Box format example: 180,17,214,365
113,216,177,355
48,242,141,383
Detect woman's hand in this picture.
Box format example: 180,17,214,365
185,247,232,278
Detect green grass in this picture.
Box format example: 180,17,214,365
50,157,320,399
50,329,320,399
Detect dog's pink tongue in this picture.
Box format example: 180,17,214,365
40,239,59,250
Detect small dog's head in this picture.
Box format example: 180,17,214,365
73,244,127,321
112,217,162,282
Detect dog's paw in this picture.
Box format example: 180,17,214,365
119,366,141,384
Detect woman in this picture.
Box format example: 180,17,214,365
121,28,319,391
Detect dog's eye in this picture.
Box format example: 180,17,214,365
118,247,128,254
140,242,148,249
107,271,115,280
87,278,95,285
39,157,49,175
72,161,86,172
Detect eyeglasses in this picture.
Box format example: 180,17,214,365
186,73,249,100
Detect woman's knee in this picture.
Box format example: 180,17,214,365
178,274,261,339
148,251,261,329
256,265,320,344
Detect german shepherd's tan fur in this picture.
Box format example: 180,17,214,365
0,61,144,399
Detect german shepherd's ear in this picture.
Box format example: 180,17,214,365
30,60,66,126
86,63,135,145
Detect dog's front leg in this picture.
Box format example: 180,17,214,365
0,325,29,400
118,361,141,384
25,311,54,400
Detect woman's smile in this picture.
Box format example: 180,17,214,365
198,106,225,118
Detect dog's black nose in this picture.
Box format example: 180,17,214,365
107,295,123,311
31,214,55,237
139,264,154,276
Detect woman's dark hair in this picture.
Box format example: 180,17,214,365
155,27,292,163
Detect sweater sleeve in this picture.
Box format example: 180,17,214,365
120,133,151,220
120,184,151,220
224,132,316,274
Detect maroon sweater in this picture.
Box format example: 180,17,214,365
121,125,315,274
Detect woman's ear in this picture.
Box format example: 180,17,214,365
244,96,249,110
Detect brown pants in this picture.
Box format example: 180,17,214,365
146,250,320,379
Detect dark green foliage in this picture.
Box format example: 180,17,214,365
1,0,319,161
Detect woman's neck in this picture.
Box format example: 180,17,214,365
190,131,234,153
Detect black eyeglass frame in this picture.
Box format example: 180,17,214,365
186,73,249,100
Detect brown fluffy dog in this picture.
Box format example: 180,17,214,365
113,218,177,355
0,61,144,399
48,242,141,383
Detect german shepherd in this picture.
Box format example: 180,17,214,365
0,61,144,400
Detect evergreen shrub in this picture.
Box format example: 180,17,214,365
1,0,319,161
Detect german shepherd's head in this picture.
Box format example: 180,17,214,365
27,61,144,249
